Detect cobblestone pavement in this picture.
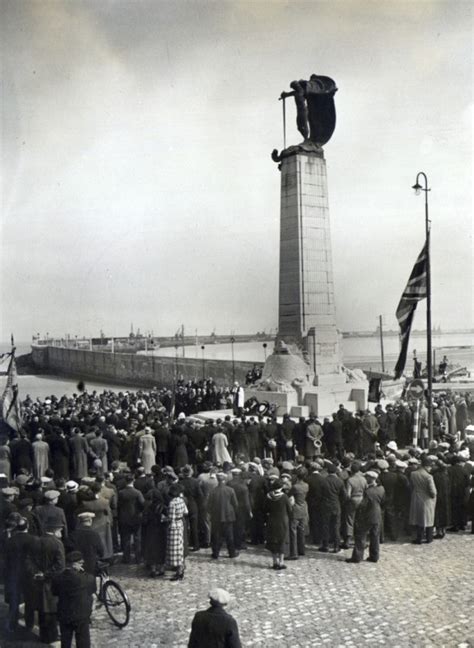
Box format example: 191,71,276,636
1,533,473,647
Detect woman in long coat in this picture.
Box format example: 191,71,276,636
165,483,188,580
432,460,451,538
142,488,167,577
409,457,437,543
264,480,293,571
211,430,232,465
138,428,157,474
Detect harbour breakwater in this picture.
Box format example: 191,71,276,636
31,345,256,388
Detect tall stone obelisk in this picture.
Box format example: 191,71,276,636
278,149,342,377
245,74,367,417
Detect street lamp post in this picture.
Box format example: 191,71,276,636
263,342,268,361
412,171,432,443
230,336,235,384
201,345,206,382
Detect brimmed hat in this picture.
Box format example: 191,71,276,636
365,470,378,480
66,480,79,492
77,511,95,521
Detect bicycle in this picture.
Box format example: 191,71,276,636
95,560,131,628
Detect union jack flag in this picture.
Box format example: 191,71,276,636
394,242,428,379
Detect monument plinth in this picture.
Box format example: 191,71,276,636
245,74,368,417
278,150,341,376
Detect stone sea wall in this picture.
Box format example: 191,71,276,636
31,345,255,388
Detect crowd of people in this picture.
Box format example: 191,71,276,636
0,383,473,646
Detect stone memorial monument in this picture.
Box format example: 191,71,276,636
245,74,368,417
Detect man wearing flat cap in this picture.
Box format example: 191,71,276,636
33,489,68,538
188,587,241,648
346,471,385,564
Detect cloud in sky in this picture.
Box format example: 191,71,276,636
1,0,472,341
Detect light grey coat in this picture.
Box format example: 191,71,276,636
409,467,437,527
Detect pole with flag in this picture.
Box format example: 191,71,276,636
394,171,432,442
394,241,428,380
0,345,22,435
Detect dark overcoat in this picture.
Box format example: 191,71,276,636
188,605,242,648
26,534,65,613
51,568,96,623
264,491,292,554
433,466,451,528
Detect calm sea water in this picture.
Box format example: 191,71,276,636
146,332,474,370
1,333,472,401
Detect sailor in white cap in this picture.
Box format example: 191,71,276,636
188,587,241,648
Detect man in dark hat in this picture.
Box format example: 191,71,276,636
52,550,96,648
188,587,241,648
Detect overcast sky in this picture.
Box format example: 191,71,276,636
1,0,472,342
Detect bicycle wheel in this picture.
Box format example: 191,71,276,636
102,579,131,628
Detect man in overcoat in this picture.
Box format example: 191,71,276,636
4,516,36,632
346,471,385,563
188,587,241,648
319,463,346,553
26,521,65,643
118,473,145,563
51,550,96,648
409,454,437,543
208,472,239,559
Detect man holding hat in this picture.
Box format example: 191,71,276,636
52,550,96,648
188,587,241,648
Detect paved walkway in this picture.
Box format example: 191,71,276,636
1,533,473,647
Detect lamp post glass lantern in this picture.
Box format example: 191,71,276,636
412,171,432,443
